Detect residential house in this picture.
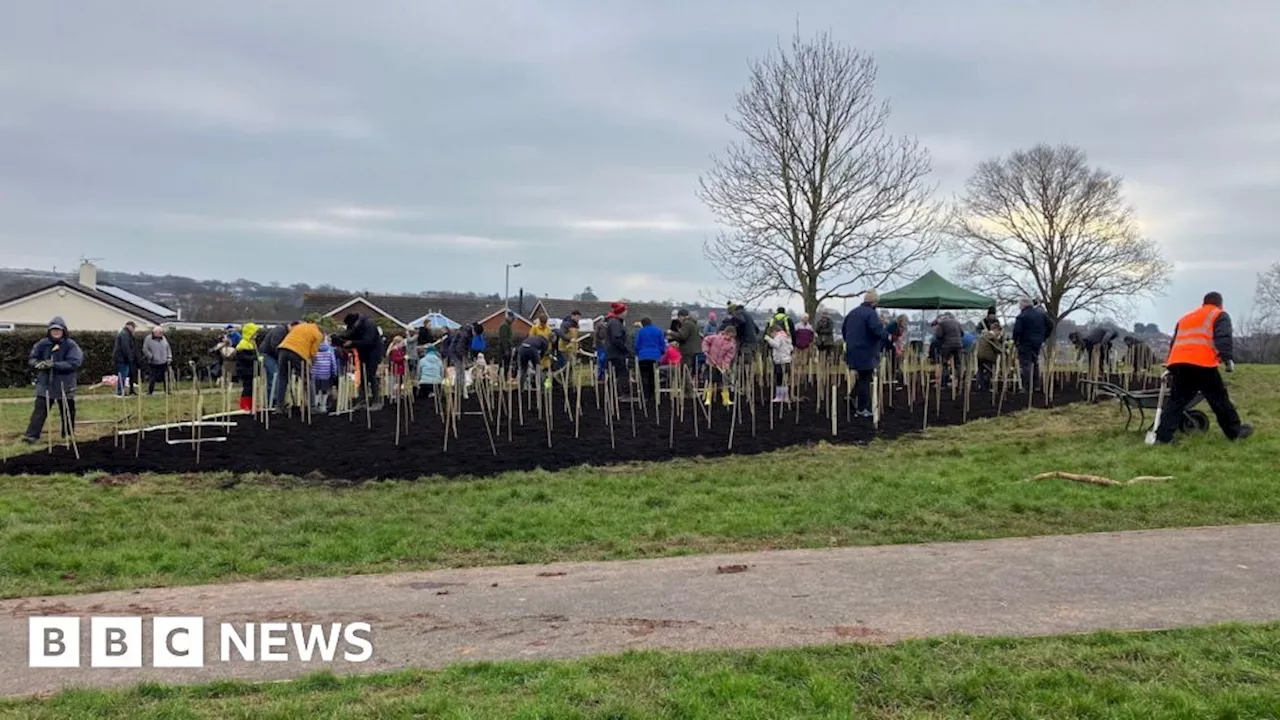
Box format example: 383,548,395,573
301,292,533,336
0,261,178,332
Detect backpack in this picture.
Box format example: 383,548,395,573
470,333,488,352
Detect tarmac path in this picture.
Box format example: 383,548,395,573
2,523,1278,696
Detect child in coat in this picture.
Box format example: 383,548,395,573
700,325,738,407
765,327,794,403
233,322,261,412
417,345,444,399
311,338,339,412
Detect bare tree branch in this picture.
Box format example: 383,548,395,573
945,144,1171,324
698,29,940,317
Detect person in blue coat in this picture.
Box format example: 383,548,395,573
841,290,886,418
634,316,667,402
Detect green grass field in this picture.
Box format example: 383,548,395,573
3,623,1277,719
0,367,1274,599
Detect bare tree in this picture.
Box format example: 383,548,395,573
947,144,1171,324
1253,262,1280,331
698,29,940,318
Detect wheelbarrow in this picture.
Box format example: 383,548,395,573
1078,379,1209,434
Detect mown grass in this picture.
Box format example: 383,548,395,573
3,623,1279,718
0,367,1276,599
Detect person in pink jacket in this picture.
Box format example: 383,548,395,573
700,325,738,407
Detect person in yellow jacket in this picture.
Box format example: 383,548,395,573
1151,292,1253,444
234,323,260,411
529,316,555,370
273,321,324,411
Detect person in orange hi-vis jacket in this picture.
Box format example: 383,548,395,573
1151,291,1253,445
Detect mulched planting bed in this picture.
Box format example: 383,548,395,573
2,382,1086,481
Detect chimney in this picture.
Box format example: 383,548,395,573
78,260,97,289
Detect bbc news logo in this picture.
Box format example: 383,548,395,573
29,617,373,668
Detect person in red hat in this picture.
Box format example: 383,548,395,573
604,301,632,400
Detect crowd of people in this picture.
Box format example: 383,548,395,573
14,289,1251,447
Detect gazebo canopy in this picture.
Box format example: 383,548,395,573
877,270,995,310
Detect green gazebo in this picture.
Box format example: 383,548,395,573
877,270,994,310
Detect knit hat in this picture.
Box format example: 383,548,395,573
343,312,359,326
611,301,628,315
677,308,690,317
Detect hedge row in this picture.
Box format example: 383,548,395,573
0,329,227,388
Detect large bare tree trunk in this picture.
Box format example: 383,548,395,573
699,29,940,315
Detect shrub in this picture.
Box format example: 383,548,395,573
0,329,226,388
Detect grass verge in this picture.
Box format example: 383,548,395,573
3,623,1279,718
1,367,1276,599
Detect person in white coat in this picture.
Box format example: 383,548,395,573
765,327,794,403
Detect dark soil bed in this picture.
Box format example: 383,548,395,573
2,381,1087,481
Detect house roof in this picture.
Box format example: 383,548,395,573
0,280,173,325
302,292,518,327
534,298,683,324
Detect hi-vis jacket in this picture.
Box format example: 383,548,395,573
1166,304,1233,368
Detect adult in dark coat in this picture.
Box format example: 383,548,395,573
1069,326,1119,371
22,316,84,442
111,321,137,396
933,313,964,387
815,312,836,358
342,313,383,407
842,291,886,417
721,303,759,357
604,302,632,399
668,308,703,378
1011,297,1054,391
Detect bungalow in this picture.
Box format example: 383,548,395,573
0,261,178,332
301,292,533,336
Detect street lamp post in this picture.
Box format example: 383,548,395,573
504,263,522,310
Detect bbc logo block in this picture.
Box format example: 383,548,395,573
28,616,372,668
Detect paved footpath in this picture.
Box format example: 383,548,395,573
2,523,1279,697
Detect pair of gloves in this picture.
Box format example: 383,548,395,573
34,359,54,370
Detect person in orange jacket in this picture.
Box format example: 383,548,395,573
274,321,323,411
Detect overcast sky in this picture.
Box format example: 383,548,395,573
1,1,1276,329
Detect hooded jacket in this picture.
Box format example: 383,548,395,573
634,324,667,361
661,344,682,366
765,330,794,364
701,332,737,368
29,317,84,399
418,347,444,384
311,342,338,381
234,322,260,382
142,333,172,365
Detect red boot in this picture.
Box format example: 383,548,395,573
239,396,252,412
